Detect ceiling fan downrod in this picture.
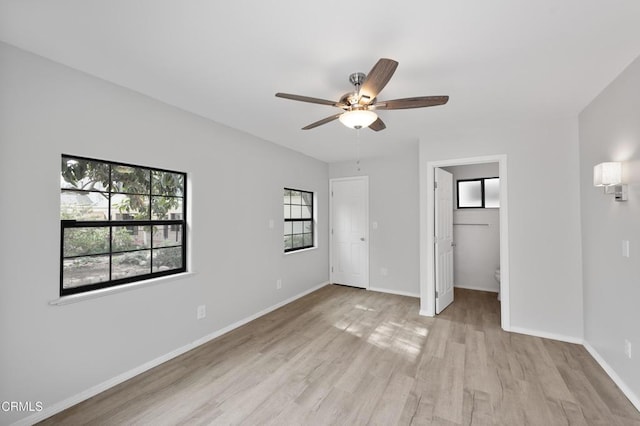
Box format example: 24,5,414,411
347,72,366,107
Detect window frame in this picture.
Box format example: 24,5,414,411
60,154,187,296
456,177,500,209
283,187,315,253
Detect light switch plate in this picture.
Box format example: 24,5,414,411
622,240,630,258
625,340,632,359
197,305,206,320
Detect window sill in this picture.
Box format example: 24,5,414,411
49,272,196,306
284,246,317,256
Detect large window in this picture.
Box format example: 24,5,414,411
60,155,186,296
283,188,314,252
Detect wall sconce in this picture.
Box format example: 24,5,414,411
593,162,628,201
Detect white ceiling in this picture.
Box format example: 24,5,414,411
1,1,640,163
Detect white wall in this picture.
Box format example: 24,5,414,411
443,163,500,292
419,119,584,340
579,54,640,404
329,144,420,297
0,42,329,425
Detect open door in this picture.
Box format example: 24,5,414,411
435,168,454,313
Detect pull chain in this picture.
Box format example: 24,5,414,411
356,128,361,172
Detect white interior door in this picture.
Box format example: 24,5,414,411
330,177,369,289
435,168,454,313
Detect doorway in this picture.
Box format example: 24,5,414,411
442,163,501,300
420,155,510,331
330,177,370,289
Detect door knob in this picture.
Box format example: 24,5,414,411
360,237,366,241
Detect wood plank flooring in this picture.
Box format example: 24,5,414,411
40,285,640,425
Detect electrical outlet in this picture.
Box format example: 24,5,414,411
197,305,206,320
381,267,388,276
625,340,632,359
276,279,282,290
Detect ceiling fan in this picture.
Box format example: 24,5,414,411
276,58,449,131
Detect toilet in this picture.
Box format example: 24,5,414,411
495,268,501,301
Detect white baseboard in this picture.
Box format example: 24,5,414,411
454,284,499,293
583,342,640,412
14,281,329,426
190,281,329,348
508,326,584,345
19,282,639,425
419,309,433,317
14,344,199,426
501,328,639,413
368,286,420,298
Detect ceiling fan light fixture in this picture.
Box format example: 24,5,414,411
339,109,378,129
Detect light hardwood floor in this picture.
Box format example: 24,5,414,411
40,285,640,425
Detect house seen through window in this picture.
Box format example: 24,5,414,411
284,188,314,252
60,155,187,296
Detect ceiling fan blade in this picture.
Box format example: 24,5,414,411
302,113,343,130
369,117,386,132
276,92,344,107
359,58,399,104
374,96,449,110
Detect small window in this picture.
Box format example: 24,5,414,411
484,178,500,208
284,188,314,252
60,155,187,296
457,177,500,209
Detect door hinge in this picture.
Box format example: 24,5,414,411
331,191,333,197
435,291,439,298
331,266,334,273
434,181,438,189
